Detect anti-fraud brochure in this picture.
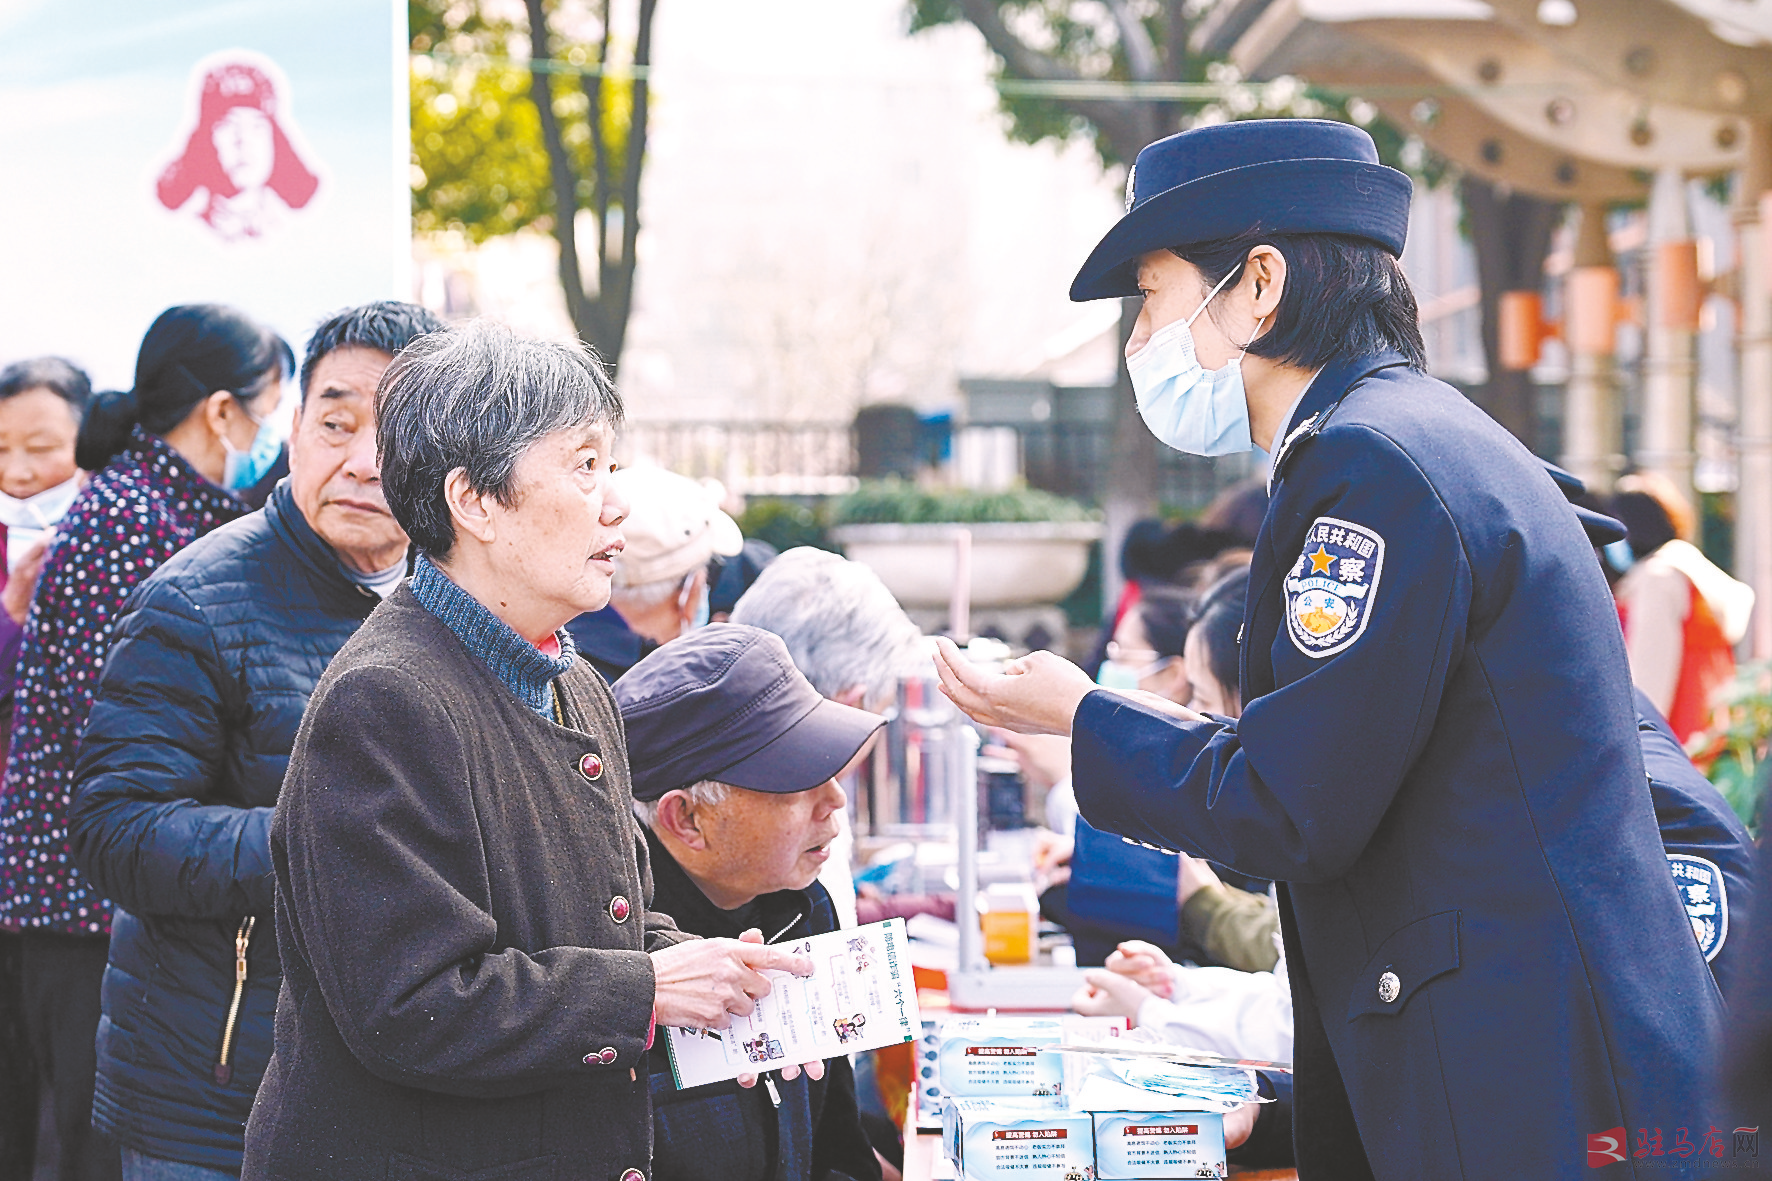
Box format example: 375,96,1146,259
664,917,920,1088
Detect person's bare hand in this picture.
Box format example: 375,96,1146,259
1223,1100,1259,1150
1176,854,1224,907
1071,968,1152,1022
1031,830,1073,873
1031,830,1074,889
933,638,1095,735
1,539,49,625
995,731,1072,793
729,928,825,1088
1105,940,1175,999
650,930,812,1031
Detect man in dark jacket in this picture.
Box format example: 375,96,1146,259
615,625,888,1181
66,302,443,1178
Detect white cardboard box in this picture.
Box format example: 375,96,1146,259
934,1015,1129,1099
942,1098,1096,1180
1091,1112,1226,1179
935,1018,1067,1097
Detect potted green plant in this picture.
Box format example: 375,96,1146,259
827,481,1102,609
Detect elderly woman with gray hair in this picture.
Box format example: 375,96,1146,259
242,321,817,1181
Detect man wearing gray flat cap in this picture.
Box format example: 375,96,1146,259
615,623,887,1181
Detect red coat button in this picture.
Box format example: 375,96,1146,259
599,1046,618,1065
583,1053,598,1066
579,752,603,781
620,1171,645,1181
609,895,631,924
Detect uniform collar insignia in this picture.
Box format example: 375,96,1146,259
1267,351,1413,492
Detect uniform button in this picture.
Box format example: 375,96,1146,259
599,1047,618,1065
583,1053,598,1065
1377,970,1400,1004
609,895,631,924
621,1171,645,1181
579,752,604,781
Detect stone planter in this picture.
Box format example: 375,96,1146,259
829,520,1103,609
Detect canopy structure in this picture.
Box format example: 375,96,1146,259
1195,0,1772,654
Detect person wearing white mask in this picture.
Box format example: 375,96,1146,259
930,119,1723,1178
0,358,89,737
0,355,89,1178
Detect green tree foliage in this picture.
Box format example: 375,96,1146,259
409,0,653,371
906,0,1204,168
905,0,1436,177
411,55,548,240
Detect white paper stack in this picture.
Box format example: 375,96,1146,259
663,918,920,1088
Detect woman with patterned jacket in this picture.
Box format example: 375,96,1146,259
0,304,287,1181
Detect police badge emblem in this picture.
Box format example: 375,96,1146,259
1667,853,1728,962
1284,516,1385,659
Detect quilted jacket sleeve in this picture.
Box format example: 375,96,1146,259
68,574,274,919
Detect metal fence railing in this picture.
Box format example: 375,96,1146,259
618,421,859,496
618,419,1254,508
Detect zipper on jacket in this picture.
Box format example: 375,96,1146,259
214,916,255,1085
762,1074,781,1108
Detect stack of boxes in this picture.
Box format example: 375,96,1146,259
932,1017,1231,1180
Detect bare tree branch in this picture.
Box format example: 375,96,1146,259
582,0,614,276
953,0,1083,82
954,0,1153,159
525,0,588,329
1161,0,1191,83
1103,0,1159,82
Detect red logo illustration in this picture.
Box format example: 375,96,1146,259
1588,1127,1627,1168
155,52,319,242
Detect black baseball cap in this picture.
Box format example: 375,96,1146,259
613,624,886,801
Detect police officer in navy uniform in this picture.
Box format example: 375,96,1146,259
934,119,1724,1180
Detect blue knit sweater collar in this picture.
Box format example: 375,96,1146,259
410,554,576,716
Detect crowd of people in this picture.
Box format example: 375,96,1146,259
0,117,1762,1181
0,290,1753,1181
0,303,952,1181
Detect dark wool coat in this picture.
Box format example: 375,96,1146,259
242,588,688,1181
68,482,378,1169
1074,354,1723,1180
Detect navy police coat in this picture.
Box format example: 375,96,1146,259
1635,688,1753,997
1072,353,1724,1180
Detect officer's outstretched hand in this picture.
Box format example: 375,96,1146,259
934,638,1206,735
933,638,1096,735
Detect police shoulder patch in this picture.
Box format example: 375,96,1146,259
1667,853,1728,962
1284,516,1385,659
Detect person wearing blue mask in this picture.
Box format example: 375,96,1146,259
65,302,447,1181
931,120,1722,1180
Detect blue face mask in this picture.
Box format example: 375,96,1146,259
1126,267,1264,457
221,397,287,492
1096,659,1141,693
